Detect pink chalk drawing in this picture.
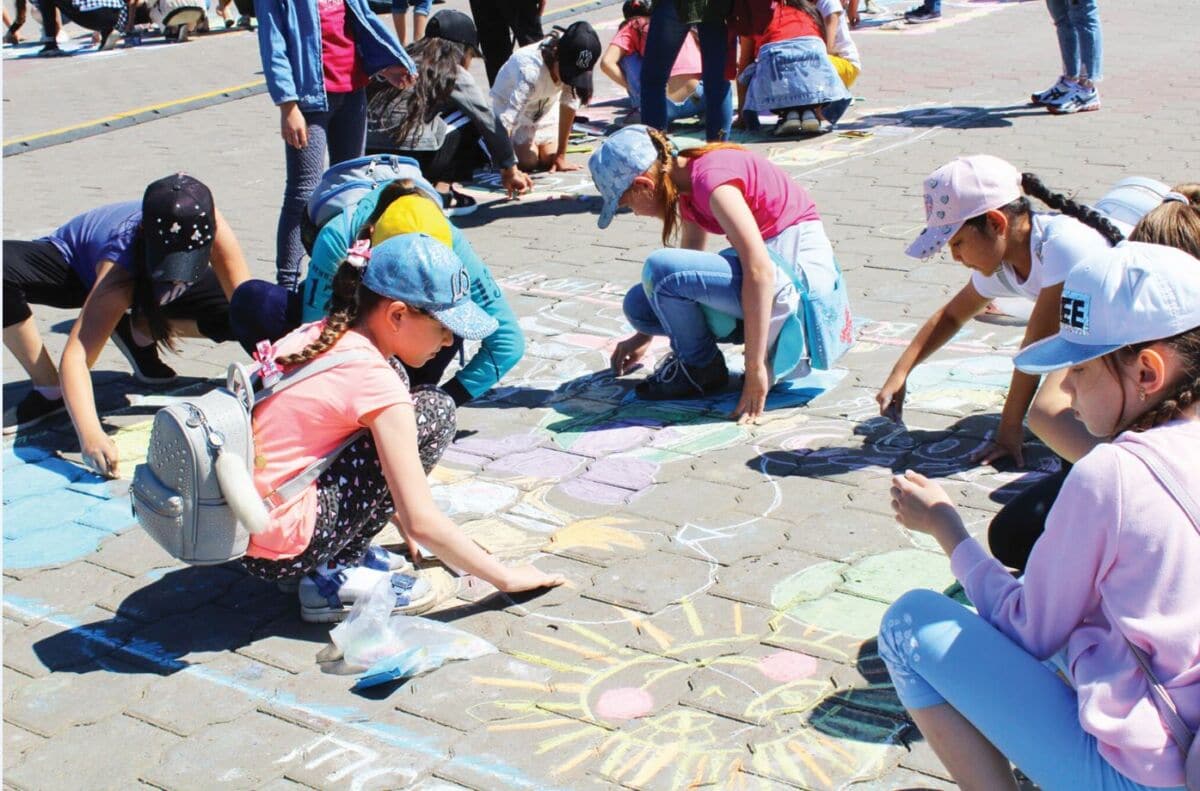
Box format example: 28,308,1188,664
758,651,820,683
486,447,588,482
595,687,656,721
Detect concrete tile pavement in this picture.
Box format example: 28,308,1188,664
4,0,1200,788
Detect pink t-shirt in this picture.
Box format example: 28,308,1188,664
610,17,702,77
679,148,821,239
246,324,412,560
318,0,367,93
952,420,1200,787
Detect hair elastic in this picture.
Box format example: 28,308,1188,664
346,239,372,269
1162,192,1189,204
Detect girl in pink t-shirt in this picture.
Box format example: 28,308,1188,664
241,233,564,622
880,242,1200,790
589,126,846,422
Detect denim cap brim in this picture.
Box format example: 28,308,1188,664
429,299,499,341
589,125,659,230
1013,334,1122,375
905,217,966,260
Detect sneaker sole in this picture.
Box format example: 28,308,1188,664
775,120,803,137
1047,102,1100,115
109,332,179,385
800,116,821,133
300,589,437,623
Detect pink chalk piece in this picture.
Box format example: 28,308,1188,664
595,687,655,721
758,651,820,683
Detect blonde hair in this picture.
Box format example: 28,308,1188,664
644,127,745,246
1128,184,1200,259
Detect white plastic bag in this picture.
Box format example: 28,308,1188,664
329,576,495,688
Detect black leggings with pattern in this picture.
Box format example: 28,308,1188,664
241,383,457,581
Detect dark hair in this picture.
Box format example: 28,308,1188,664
963,173,1126,247
1128,186,1200,259
128,231,176,351
784,0,824,32
275,261,390,366
540,29,592,105
1100,327,1200,434
372,36,468,150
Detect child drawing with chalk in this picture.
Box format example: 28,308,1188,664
876,155,1124,467
589,125,850,423
878,241,1200,790
241,233,563,622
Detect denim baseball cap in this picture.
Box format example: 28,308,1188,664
906,155,1023,260
1015,242,1200,374
363,233,498,340
589,125,660,229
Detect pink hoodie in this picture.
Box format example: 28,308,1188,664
951,419,1200,788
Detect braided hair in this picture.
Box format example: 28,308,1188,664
964,173,1126,247
274,261,389,367
1102,328,1200,433
645,127,745,246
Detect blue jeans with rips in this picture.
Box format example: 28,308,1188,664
1045,0,1103,81
638,0,731,140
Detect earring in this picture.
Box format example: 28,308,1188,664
1138,387,1147,402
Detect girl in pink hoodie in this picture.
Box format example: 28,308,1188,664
879,240,1200,790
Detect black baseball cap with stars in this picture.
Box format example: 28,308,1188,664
143,174,215,284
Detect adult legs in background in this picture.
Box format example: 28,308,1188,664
695,19,730,140
639,0,688,132
1045,0,1080,78
1068,0,1101,81
878,589,1167,791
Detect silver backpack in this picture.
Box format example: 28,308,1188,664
131,351,370,565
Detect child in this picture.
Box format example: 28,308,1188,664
242,233,564,622
876,155,1124,468
590,126,844,422
815,0,860,88
1029,0,1102,115
254,0,415,289
230,178,524,406
490,21,601,172
2,175,249,449
390,0,428,45
736,0,852,136
366,9,533,213
879,241,1200,790
598,0,720,128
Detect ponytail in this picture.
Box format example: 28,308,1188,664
275,260,387,366
646,127,746,246
1020,173,1125,247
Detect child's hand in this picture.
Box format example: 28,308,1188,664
973,421,1025,469
280,102,307,149
890,471,967,555
731,364,769,424
501,165,533,199
611,333,652,376
876,377,906,423
548,155,580,173
81,433,121,479
379,64,415,90
500,564,566,593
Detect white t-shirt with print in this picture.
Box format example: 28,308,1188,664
970,212,1111,301
490,42,581,132
815,0,860,68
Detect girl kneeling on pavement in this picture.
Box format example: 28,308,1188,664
590,125,847,423
240,233,563,622
880,241,1200,790
2,175,248,449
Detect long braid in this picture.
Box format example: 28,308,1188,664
275,260,365,367
1021,173,1125,246
1126,329,1200,432
646,127,746,246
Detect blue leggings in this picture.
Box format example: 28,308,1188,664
878,589,1181,791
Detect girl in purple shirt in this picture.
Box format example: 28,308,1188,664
880,241,1200,790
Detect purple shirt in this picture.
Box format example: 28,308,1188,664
952,419,1200,787
679,148,820,240
42,201,141,289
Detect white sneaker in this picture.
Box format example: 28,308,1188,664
1047,83,1100,115
1030,76,1072,106
800,110,821,133
298,564,434,623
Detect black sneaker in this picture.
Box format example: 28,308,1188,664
3,391,67,436
635,353,729,401
111,315,178,385
37,43,69,56
903,7,941,22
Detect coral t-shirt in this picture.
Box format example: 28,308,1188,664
318,0,367,93
752,2,822,51
610,17,703,77
246,324,412,560
680,148,821,239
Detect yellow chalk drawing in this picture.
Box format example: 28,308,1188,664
547,517,645,554
111,421,154,477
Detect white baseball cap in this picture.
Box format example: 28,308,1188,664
1014,242,1200,374
906,155,1023,260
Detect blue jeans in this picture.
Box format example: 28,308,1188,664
276,89,367,290
621,52,729,125
1045,0,1102,81
878,589,1181,791
639,0,731,141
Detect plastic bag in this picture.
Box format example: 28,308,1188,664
329,576,495,689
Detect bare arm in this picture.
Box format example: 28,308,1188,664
823,13,839,54
599,44,628,91
548,101,579,171
368,404,564,592
61,264,135,476
710,184,774,422
680,219,708,251
210,206,251,301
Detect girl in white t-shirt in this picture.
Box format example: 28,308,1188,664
876,155,1124,467
814,0,860,87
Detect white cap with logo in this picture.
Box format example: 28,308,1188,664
906,155,1023,260
1014,241,1200,374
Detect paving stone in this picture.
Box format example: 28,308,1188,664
141,712,316,790
584,553,716,615
661,515,791,566
99,565,246,623
395,651,558,732
788,508,917,563
680,644,838,727
433,716,610,790
4,715,180,791
4,663,152,737
709,551,832,610
89,528,183,578
897,730,955,783
545,517,672,566
848,766,955,790
127,604,261,665
4,562,129,617
623,479,742,523
125,670,257,736
624,595,775,663
2,605,139,678
237,614,334,674
2,721,45,773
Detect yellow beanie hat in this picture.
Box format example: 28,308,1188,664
371,194,453,249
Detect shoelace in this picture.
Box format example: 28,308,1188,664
648,353,703,394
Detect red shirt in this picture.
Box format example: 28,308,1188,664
752,2,823,53
318,0,367,93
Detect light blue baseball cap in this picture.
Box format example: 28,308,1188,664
363,233,499,340
589,125,661,229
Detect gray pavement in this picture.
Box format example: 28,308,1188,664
3,1,1198,788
